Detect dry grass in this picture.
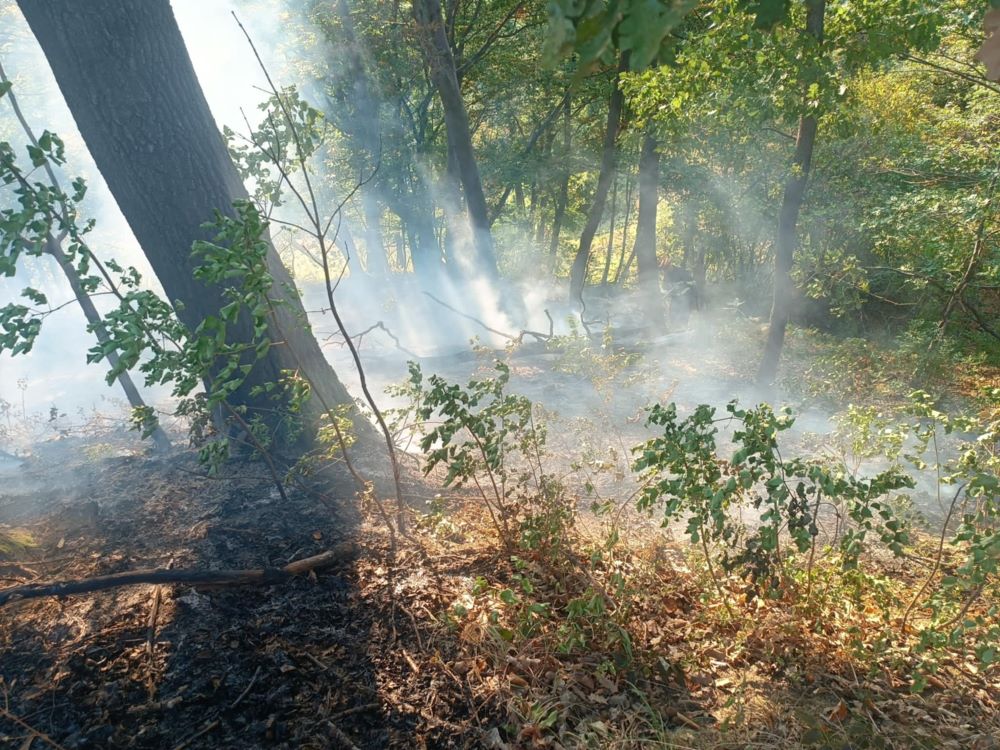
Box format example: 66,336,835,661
381,492,1000,750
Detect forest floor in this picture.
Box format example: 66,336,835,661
1,313,999,749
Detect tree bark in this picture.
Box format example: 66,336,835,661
17,0,376,449
756,0,825,386
633,130,661,305
412,0,499,280
568,53,628,303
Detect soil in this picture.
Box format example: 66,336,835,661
0,437,495,749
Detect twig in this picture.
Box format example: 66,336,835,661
940,583,986,631
0,706,68,750
423,292,551,344
146,557,173,658
324,320,420,359
232,11,407,534
329,702,381,720
230,665,261,709
222,401,289,504
171,719,220,750
901,483,966,633
401,649,421,674
326,721,361,750
0,544,357,607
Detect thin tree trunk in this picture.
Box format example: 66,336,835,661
392,197,442,281
17,0,377,449
0,56,170,452
613,169,635,285
939,169,997,335
633,130,661,306
600,175,618,285
412,0,499,279
618,246,638,285
757,0,825,385
535,195,547,245
48,241,172,452
549,95,573,262
694,245,708,311
334,0,387,277
682,203,705,309
360,192,389,276
568,53,628,303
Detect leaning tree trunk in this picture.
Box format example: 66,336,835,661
632,129,661,314
568,53,628,304
48,241,172,453
0,56,172,453
757,0,825,386
17,0,376,449
412,0,499,280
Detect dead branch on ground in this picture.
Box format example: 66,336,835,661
0,544,357,607
423,291,554,345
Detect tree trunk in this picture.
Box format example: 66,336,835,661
568,53,628,304
600,175,618,286
412,0,499,280
549,95,573,262
633,130,661,306
360,191,389,276
757,0,825,386
613,170,635,285
332,0,387,277
391,195,442,281
17,0,376,449
0,54,170,452
680,202,704,309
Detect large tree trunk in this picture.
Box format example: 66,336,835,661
632,130,661,309
412,0,499,280
568,53,628,304
757,0,825,386
17,0,375,448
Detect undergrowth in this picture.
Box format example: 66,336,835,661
395,361,1000,748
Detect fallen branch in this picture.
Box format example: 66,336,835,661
322,319,421,359
0,706,68,750
326,721,362,750
423,291,553,345
172,718,220,750
0,543,357,607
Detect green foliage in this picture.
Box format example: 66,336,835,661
398,360,569,550
546,320,642,395
224,85,325,212
0,127,92,354
546,0,699,71
633,400,913,598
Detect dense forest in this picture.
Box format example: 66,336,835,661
0,0,998,747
